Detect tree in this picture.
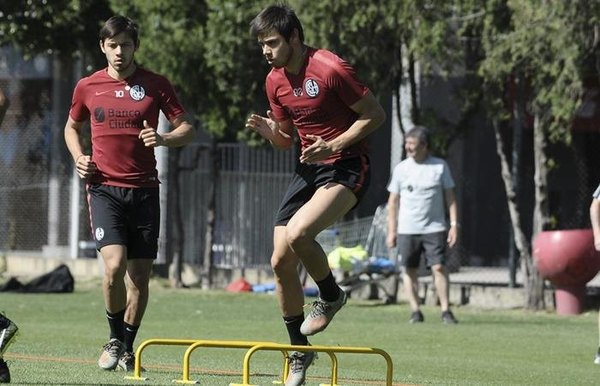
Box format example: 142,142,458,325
477,0,599,309
0,0,112,64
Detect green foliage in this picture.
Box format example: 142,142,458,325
0,0,112,64
109,0,269,142
1,0,595,147
479,0,595,142
201,0,270,142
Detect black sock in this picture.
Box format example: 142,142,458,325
283,314,308,346
106,309,125,342
315,271,340,302
123,322,139,353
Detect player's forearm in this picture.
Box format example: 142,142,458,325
269,132,293,149
161,122,195,147
268,120,293,150
327,105,385,153
64,126,85,161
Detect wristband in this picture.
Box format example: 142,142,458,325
450,221,459,227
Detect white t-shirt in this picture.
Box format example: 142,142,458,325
387,155,455,234
593,184,600,199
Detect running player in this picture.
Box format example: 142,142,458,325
64,15,194,371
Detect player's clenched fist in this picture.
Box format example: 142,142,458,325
74,154,97,179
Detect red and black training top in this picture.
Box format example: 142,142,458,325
69,67,186,187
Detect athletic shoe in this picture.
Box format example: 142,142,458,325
300,289,347,336
441,310,458,324
594,348,600,365
0,359,9,383
285,350,316,386
0,315,18,357
98,338,125,370
409,310,424,323
117,350,136,372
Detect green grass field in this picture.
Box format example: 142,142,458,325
2,278,599,385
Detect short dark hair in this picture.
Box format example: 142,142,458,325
406,125,431,147
250,4,304,43
100,15,139,46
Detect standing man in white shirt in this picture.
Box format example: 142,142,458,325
386,126,459,324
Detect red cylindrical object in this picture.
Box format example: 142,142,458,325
554,285,586,315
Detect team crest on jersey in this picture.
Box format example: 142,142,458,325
95,227,105,241
304,79,319,98
129,85,145,101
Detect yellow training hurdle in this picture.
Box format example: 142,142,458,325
124,338,392,386
123,338,290,384
229,343,393,386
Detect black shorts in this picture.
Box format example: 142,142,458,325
397,232,447,268
87,184,160,259
275,155,371,226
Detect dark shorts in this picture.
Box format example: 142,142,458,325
87,184,160,259
275,155,371,226
397,232,447,268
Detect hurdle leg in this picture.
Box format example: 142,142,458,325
123,338,200,382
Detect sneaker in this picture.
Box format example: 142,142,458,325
300,289,347,336
409,310,424,323
594,348,600,365
117,350,136,372
98,338,125,370
0,359,9,383
285,350,316,386
442,310,458,324
0,315,18,356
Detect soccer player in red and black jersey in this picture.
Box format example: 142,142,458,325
247,5,385,385
64,15,194,372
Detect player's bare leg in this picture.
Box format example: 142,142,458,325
118,258,153,371
98,245,128,370
124,259,153,326
272,226,314,386
272,226,305,318
286,183,356,336
286,183,356,281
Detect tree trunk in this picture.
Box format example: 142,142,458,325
202,140,218,289
408,52,420,125
169,147,184,288
527,113,549,309
492,120,532,294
